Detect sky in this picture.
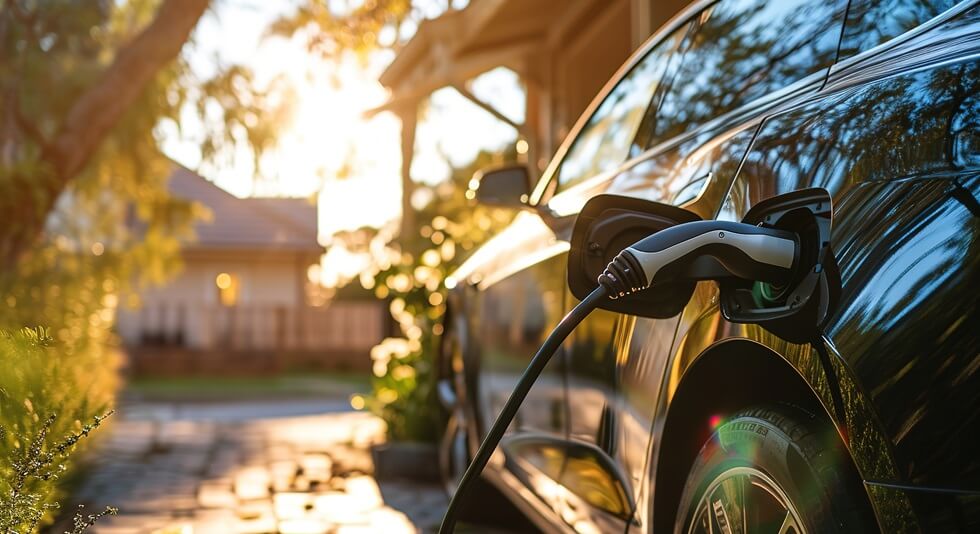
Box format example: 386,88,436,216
160,0,524,241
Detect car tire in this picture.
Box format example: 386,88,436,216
674,405,873,534
436,318,499,522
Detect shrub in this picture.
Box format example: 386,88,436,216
0,328,115,532
341,148,519,443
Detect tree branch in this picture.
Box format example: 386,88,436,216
44,0,211,182
0,0,211,268
12,102,50,152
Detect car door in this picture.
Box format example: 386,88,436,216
712,6,980,527
560,125,758,533
468,211,572,498
550,0,849,530
457,11,698,525
530,17,697,531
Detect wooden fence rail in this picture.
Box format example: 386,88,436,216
117,301,387,375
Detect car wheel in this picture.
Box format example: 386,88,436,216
436,318,472,495
675,405,872,534
437,378,470,495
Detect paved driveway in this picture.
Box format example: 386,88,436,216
72,400,448,533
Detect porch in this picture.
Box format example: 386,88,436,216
372,0,691,232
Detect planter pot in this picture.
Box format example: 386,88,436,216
371,441,439,481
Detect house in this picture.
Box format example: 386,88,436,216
116,166,383,375
371,0,690,230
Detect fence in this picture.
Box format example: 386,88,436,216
120,301,387,375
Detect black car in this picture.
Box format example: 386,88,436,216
437,0,980,532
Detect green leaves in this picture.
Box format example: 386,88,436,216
0,331,114,532
270,0,413,58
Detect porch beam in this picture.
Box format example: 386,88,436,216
450,83,522,131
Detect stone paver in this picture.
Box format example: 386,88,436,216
71,402,448,534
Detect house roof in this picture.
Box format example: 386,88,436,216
167,166,321,252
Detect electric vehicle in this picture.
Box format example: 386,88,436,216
438,0,980,532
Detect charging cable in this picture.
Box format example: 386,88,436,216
438,220,798,533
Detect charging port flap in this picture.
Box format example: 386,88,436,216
568,194,701,318
720,188,841,343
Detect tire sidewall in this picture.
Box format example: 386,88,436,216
437,311,482,493
675,411,845,534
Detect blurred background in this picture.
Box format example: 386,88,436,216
0,0,685,532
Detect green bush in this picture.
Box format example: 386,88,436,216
0,328,115,532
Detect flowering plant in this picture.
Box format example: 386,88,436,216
339,148,519,442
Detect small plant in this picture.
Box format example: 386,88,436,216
0,328,115,533
63,505,118,534
366,335,438,442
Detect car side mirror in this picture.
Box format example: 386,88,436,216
470,164,531,208
568,194,702,318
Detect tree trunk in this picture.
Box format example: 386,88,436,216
1,0,211,268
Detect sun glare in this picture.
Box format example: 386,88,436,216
165,1,527,264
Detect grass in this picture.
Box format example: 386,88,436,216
125,371,371,402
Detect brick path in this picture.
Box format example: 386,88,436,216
72,401,449,533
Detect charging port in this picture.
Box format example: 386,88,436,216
721,188,840,343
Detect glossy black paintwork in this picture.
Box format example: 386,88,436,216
446,1,980,532
728,54,980,490
474,252,568,449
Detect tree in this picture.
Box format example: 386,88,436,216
0,2,285,526
0,0,214,267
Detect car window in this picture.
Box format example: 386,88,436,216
839,0,959,59
633,0,846,151
553,20,691,193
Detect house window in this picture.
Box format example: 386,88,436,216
215,272,240,307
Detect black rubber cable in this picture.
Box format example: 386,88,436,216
438,285,609,533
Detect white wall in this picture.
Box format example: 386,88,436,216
116,250,311,349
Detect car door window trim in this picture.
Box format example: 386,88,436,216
543,69,825,217
528,0,719,206
830,0,979,75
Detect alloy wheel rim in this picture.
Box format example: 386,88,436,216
687,466,805,534
439,407,469,495
438,326,469,494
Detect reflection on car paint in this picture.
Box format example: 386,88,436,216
445,0,980,531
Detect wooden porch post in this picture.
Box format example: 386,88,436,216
630,0,653,50
398,104,418,240
523,75,542,180
520,50,554,182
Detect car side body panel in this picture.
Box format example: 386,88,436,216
445,1,980,532
727,13,980,488
651,6,980,529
